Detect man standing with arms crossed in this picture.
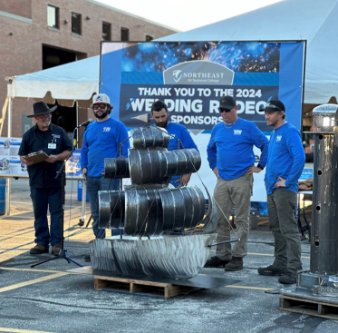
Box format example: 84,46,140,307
258,99,305,284
206,96,268,271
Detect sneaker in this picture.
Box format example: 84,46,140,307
257,265,285,276
30,244,48,255
204,256,229,268
224,257,243,271
51,244,62,256
279,273,297,284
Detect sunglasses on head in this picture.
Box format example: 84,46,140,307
218,107,232,113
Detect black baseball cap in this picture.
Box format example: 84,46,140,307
219,96,236,110
263,99,285,113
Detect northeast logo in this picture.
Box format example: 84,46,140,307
163,60,234,85
173,70,183,83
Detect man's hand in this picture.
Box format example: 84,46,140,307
180,173,191,186
247,166,262,174
82,168,87,179
20,156,33,166
275,176,286,188
213,167,219,177
46,155,58,163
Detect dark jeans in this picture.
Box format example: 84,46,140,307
86,176,120,238
30,186,64,247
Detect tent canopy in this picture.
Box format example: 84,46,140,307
7,55,99,100
159,0,338,104
6,0,338,105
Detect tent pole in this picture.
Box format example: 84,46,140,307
5,96,12,216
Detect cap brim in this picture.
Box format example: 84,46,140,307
220,104,235,109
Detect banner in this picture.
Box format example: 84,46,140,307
99,41,305,202
100,41,304,131
0,138,82,178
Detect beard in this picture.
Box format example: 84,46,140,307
156,120,168,128
94,111,108,119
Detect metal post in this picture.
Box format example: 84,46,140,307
310,104,338,274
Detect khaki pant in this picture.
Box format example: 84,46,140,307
268,188,302,274
212,174,253,260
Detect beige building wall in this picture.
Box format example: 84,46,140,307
0,0,176,137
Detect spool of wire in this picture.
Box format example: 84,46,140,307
104,157,129,178
132,127,170,149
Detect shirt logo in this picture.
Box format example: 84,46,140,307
276,135,282,142
234,129,242,135
103,127,111,132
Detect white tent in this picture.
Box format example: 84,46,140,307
7,0,338,110
160,0,338,105
7,55,99,100
5,55,99,137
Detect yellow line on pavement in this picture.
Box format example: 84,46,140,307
225,284,273,292
0,327,56,333
248,252,273,257
249,252,310,260
0,266,63,274
0,272,68,293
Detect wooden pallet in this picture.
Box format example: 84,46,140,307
94,274,201,299
280,294,338,320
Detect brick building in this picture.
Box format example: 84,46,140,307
0,0,176,137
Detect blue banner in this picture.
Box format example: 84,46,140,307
100,41,305,132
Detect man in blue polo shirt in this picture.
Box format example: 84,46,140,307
206,96,268,271
151,100,198,187
81,93,129,239
258,99,305,284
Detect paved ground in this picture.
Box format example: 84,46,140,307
0,179,338,333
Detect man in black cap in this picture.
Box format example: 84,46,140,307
206,96,268,271
257,99,305,284
19,101,72,256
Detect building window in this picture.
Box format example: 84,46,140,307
47,5,59,29
121,27,129,41
71,12,82,35
102,22,111,41
145,35,154,41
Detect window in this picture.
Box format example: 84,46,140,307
47,5,59,29
145,35,154,41
71,12,82,35
121,27,129,41
102,22,111,41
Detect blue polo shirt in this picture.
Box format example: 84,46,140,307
207,118,268,180
81,117,129,177
265,122,305,194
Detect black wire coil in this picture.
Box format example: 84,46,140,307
98,185,206,235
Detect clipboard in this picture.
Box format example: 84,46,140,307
23,150,49,165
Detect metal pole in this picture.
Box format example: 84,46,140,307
5,96,12,216
310,104,338,274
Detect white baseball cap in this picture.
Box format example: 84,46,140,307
92,93,111,105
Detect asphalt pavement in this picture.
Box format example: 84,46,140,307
1,179,338,333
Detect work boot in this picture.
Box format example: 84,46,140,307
204,256,229,268
51,244,62,256
257,265,285,276
30,244,48,255
224,257,243,271
278,272,297,284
